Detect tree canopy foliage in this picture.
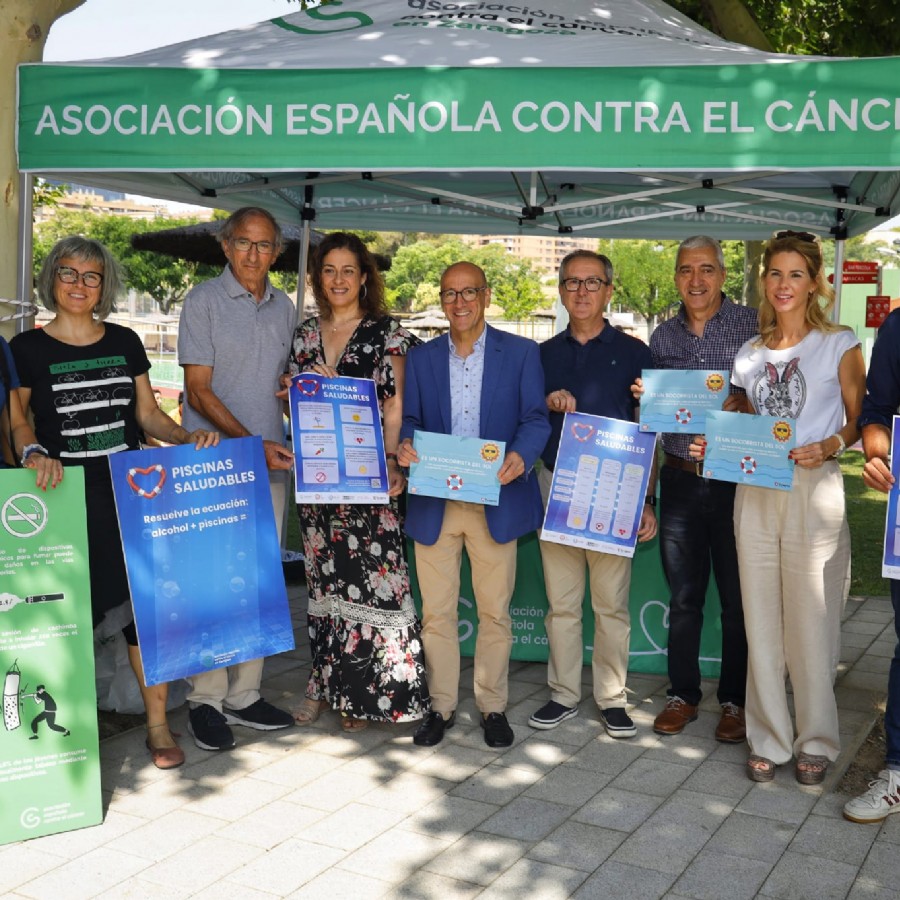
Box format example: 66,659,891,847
33,210,220,314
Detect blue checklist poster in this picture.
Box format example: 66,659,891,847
639,369,729,434
289,373,389,504
881,417,900,578
109,437,295,686
702,410,796,491
542,413,656,558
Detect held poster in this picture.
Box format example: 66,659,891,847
289,373,389,504
408,431,504,506
541,413,656,558
0,468,102,846
702,410,796,491
639,369,729,434
109,437,294,687
882,417,900,578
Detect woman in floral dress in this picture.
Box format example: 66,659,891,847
289,232,429,731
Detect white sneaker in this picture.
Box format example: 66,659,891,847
843,769,900,823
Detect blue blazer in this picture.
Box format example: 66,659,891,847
401,325,550,546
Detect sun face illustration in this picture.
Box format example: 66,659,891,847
481,443,500,462
706,373,725,393
772,420,793,442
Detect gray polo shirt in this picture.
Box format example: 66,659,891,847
178,266,297,443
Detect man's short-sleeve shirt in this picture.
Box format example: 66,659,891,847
541,323,651,470
178,266,297,443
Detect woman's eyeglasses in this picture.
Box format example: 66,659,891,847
56,266,103,288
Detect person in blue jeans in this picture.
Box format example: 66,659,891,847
844,307,900,822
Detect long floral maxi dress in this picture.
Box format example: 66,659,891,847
290,314,430,722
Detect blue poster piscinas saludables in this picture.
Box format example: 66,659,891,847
881,416,900,579
542,413,656,558
0,468,103,846
109,437,294,687
289,373,389,504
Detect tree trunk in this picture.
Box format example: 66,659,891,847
0,0,85,337
699,0,775,52
743,240,765,308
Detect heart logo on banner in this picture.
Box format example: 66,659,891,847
127,464,166,499
297,378,320,396
571,423,595,442
618,528,628,536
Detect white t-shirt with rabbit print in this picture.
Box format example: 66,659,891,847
732,328,860,448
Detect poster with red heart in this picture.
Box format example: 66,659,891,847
108,437,294,686
289,373,389,504
541,412,656,558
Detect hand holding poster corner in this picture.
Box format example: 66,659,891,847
881,417,900,579
109,437,294,687
289,373,389,504
541,413,656,558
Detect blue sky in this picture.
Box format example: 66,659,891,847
44,0,302,61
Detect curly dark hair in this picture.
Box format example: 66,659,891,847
308,232,386,321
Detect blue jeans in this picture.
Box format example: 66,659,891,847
659,466,747,707
887,579,900,768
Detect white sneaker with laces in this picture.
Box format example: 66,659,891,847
843,769,900,823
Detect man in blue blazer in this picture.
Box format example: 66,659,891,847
398,261,550,749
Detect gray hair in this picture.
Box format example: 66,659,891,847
37,236,122,320
559,249,614,284
217,207,284,252
675,235,725,270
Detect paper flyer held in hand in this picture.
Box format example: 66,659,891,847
407,431,505,506
289,373,389,504
702,409,796,491
638,369,729,434
881,416,900,578
541,413,656,558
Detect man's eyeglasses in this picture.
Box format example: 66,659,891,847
440,286,486,305
56,266,103,288
230,237,276,255
775,230,818,243
560,277,610,292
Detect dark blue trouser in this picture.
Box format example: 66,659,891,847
887,579,900,768
659,466,747,707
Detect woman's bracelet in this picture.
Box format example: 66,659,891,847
830,432,847,459
21,443,49,466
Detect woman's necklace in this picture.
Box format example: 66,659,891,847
330,315,361,333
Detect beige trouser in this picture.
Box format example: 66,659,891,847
414,501,517,717
734,463,849,764
538,467,632,709
187,473,287,711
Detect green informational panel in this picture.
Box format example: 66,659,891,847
0,469,102,846
410,531,723,678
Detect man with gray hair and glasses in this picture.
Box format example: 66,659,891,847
177,206,296,752
529,250,656,737
635,235,757,743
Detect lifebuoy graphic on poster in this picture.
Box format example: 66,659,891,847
0,469,101,846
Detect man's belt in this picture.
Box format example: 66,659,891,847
664,453,704,476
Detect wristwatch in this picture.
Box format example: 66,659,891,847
21,443,49,466
831,433,847,458
644,494,657,508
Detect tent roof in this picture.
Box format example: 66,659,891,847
18,0,900,240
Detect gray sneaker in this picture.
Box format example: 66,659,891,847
843,769,900,823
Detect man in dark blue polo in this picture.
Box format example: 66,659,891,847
529,250,657,737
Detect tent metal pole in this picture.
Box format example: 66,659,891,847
16,173,34,335
833,237,845,323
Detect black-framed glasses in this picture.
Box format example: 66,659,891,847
56,266,103,288
560,276,610,292
230,237,276,255
440,286,486,305
775,230,818,243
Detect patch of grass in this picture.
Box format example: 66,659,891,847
842,450,890,597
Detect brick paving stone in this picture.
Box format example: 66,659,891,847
671,848,773,900
479,857,589,899
761,850,859,900
789,813,879,865
574,861,677,900
478,796,573,841
528,820,627,871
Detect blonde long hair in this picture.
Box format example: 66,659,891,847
756,231,842,346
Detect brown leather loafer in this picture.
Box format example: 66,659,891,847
715,703,746,743
653,696,699,735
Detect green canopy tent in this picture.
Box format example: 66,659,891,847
15,0,900,673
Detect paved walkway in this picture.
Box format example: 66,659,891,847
2,587,897,899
